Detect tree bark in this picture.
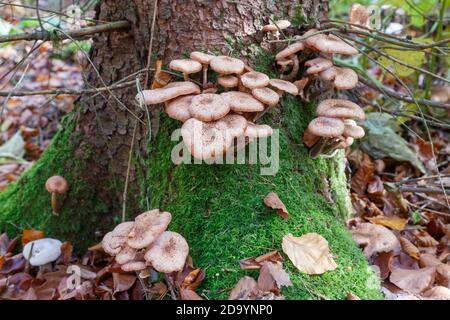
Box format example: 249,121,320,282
0,0,380,299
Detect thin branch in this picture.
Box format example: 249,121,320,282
143,0,158,89
400,186,450,194
0,20,130,44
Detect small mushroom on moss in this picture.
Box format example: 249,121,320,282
169,59,202,81
45,176,68,216
244,122,273,138
189,93,230,122
319,66,358,90
262,19,291,40
343,119,365,139
121,260,147,272
23,238,62,266
144,231,189,273
275,41,304,61
127,209,172,249
190,51,215,86
306,117,346,158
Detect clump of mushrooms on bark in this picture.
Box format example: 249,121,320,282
135,51,298,162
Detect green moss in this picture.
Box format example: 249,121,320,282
143,92,381,299
0,113,108,250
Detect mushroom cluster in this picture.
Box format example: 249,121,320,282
102,209,189,274
273,27,365,158
136,52,298,161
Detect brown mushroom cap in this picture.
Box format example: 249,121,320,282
181,118,233,160
210,56,245,75
45,176,68,194
305,33,358,56
115,245,137,264
316,99,365,120
121,260,147,272
189,93,230,122
251,87,280,106
262,19,291,32
244,122,273,138
307,117,345,137
275,41,305,60
169,59,202,75
221,91,264,112
269,79,299,96
136,81,200,105
343,119,365,138
349,4,369,29
190,51,215,65
319,66,358,90
144,231,189,273
219,113,248,138
240,71,270,89
305,57,333,75
101,221,134,256
218,75,239,88
126,209,172,249
165,95,193,122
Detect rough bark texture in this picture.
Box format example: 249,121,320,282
0,0,381,299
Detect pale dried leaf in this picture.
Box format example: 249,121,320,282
390,267,435,294
229,276,258,300
422,286,450,300
282,233,337,275
264,192,289,220
351,223,399,258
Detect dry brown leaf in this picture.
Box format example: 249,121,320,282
373,251,395,280
351,153,375,195
414,230,439,247
351,223,399,258
239,250,282,270
180,288,203,300
264,192,289,220
347,292,361,300
399,237,420,260
229,276,258,300
59,242,73,264
436,264,450,287
113,273,136,293
366,216,408,231
422,286,450,300
390,267,436,294
257,261,292,293
282,233,337,275
151,59,172,89
419,253,442,268
21,229,44,245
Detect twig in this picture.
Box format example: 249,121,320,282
35,0,44,32
0,80,136,96
400,186,450,194
122,119,138,222
0,20,130,43
399,174,450,184
143,0,158,89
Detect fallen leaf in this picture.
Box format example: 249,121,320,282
390,267,435,294
21,229,45,245
422,286,450,300
0,256,26,275
351,153,375,195
0,233,18,256
240,250,282,270
7,272,34,291
351,223,399,258
59,241,73,264
113,273,136,293
257,261,292,292
436,264,450,287
151,59,172,89
419,253,442,268
282,233,337,275
180,288,202,300
229,276,258,300
373,251,395,280
147,282,168,299
347,292,361,300
366,216,408,231
264,192,289,220
399,237,420,260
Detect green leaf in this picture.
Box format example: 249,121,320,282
0,132,28,164
361,112,426,173
378,48,426,77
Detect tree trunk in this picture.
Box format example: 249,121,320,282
0,0,381,299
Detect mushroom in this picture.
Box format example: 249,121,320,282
319,66,359,90
121,260,147,272
181,114,247,160
221,91,265,113
169,59,202,81
275,41,304,61
218,75,239,90
165,95,194,122
293,78,310,99
23,238,62,266
305,117,346,158
127,209,172,249
305,33,358,56
315,99,365,120
115,245,137,265
343,119,365,139
280,54,299,81
349,4,369,31
251,87,280,121
210,56,245,76
144,231,189,273
45,176,68,216
244,122,273,138
262,19,291,40
304,57,333,75
102,221,135,256
136,81,200,105
268,79,299,96
276,58,294,73
240,71,270,90
190,51,215,87
189,93,230,122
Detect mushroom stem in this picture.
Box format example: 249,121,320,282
281,55,299,81
310,137,343,159
51,192,59,216
253,104,275,122
202,65,208,88
309,137,328,159
182,73,189,81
